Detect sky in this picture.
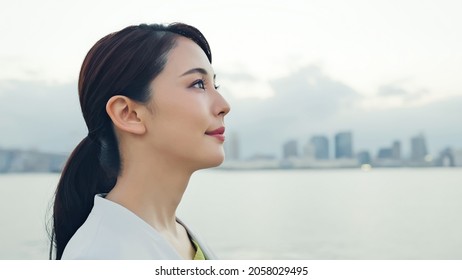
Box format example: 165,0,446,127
1,0,461,158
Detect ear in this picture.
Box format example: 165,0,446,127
106,95,146,135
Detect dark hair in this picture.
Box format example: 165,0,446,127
50,23,212,259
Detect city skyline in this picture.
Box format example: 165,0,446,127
225,129,460,163
1,129,461,173
222,129,462,169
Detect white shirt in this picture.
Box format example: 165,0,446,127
62,194,216,260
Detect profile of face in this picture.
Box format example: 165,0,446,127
140,37,230,171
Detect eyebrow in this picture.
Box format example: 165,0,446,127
180,68,216,80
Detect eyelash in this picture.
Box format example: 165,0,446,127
191,79,220,90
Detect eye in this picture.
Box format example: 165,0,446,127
191,79,206,89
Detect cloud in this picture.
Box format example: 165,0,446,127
372,80,431,109
0,68,461,160
219,71,274,99
219,71,256,82
378,84,408,96
0,80,85,153
269,65,359,120
226,65,361,157
338,94,462,156
225,65,462,158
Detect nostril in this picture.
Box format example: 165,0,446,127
220,105,230,116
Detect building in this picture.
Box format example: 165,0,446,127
454,149,462,167
302,141,315,159
410,133,428,162
310,135,329,160
335,131,353,159
377,148,393,159
376,140,401,160
0,148,67,173
0,149,14,172
373,140,404,167
357,150,371,165
392,140,401,160
283,140,298,159
225,132,240,161
438,147,455,167
438,148,462,167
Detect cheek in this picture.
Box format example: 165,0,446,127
167,96,209,129
152,98,209,144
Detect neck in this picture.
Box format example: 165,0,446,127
106,154,193,234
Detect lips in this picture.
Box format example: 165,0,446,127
205,127,225,135
205,127,225,142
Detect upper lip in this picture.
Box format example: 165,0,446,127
205,127,225,135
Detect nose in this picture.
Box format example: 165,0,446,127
215,92,230,117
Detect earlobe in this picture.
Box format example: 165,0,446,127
106,95,146,135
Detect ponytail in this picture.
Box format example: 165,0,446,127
51,135,117,259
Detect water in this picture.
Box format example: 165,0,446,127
0,168,461,259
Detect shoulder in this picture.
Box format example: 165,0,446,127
62,195,181,260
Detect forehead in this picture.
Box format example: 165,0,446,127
163,36,213,76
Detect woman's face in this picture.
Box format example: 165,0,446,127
144,36,230,170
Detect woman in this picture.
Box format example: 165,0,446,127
50,23,230,260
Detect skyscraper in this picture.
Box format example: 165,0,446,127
392,140,401,160
335,131,353,159
310,135,329,159
225,132,240,161
377,140,401,160
283,140,298,159
357,150,371,165
411,133,428,161
302,142,315,159
377,148,393,159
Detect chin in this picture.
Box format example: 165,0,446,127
211,156,225,167
198,152,225,170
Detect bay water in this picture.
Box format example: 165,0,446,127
0,168,461,259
